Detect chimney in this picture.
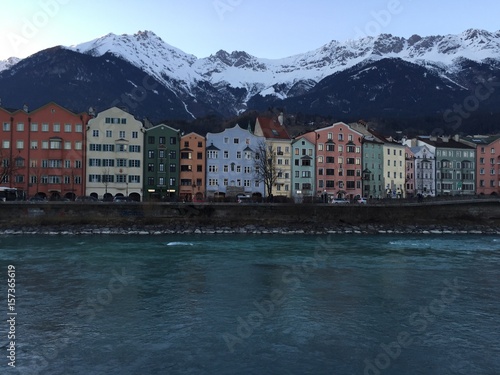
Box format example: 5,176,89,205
278,112,284,126
453,134,460,142
23,104,28,112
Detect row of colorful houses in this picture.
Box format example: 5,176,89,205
1,102,499,201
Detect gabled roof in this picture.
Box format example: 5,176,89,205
255,117,291,140
206,143,220,151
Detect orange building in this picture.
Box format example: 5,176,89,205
0,102,91,200
179,132,205,201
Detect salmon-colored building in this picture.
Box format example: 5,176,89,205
179,132,206,201
300,122,364,200
0,102,90,200
465,135,500,195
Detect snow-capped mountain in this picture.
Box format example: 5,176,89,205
0,57,21,72
0,28,499,134
64,28,500,101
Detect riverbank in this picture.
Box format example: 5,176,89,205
0,199,499,235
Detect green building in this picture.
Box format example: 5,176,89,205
143,124,181,201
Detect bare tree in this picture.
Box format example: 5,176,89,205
253,141,278,200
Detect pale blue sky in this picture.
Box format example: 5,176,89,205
1,0,499,60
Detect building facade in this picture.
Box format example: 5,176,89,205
410,145,436,197
143,124,181,201
465,135,500,195
291,137,316,202
253,116,292,198
86,107,145,200
205,124,265,199
179,132,205,201
0,102,89,200
417,136,476,196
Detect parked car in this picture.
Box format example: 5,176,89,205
331,198,349,204
237,194,252,204
113,196,135,203
75,196,98,202
356,197,368,204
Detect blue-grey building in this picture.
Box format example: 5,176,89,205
205,124,265,199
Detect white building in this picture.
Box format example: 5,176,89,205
86,107,145,200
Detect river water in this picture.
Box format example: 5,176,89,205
1,234,499,375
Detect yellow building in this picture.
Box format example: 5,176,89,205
253,116,292,199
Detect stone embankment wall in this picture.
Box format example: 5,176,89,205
0,200,499,234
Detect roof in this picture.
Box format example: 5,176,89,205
255,117,291,140
206,143,220,151
417,136,475,149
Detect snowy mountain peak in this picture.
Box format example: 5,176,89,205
0,57,21,72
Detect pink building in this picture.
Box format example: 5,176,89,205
301,122,364,200
473,135,500,195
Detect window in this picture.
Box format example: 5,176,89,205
209,165,218,173
103,144,114,152
42,123,49,132
16,123,24,131
16,140,24,149
50,140,61,149
233,138,239,144
117,159,127,167
31,123,38,132
170,137,176,145
64,142,71,150
181,165,192,172
119,131,126,139
223,151,229,159
132,131,138,139
181,152,192,159
53,123,60,132
2,122,10,131
170,164,176,172
114,174,127,183
159,137,165,144
75,124,82,133
236,151,241,159
208,179,219,186
30,141,38,149
148,150,155,159
129,145,141,152
106,130,112,137
117,144,127,152
129,160,140,168
92,129,99,137
197,165,202,172
207,151,218,159
89,159,101,167
148,136,155,144
129,175,140,183
302,171,311,178
75,160,82,168
326,144,335,152
64,124,71,132
169,151,176,159
197,152,203,160
103,159,114,167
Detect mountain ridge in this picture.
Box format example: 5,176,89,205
1,28,499,135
